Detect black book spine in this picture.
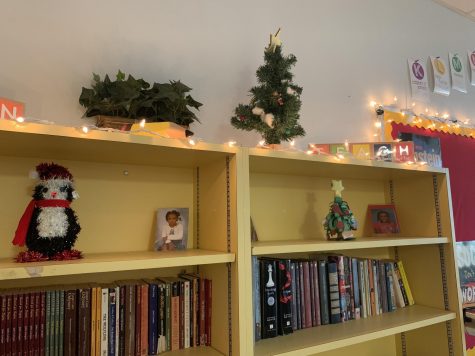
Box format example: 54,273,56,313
327,261,341,324
298,261,305,328
277,260,293,335
318,260,330,325
343,257,353,320
379,261,388,313
260,259,278,339
294,262,301,330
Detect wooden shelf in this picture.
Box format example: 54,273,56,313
248,148,446,180
0,249,235,280
163,346,224,355
254,305,455,356
251,237,449,255
0,120,236,167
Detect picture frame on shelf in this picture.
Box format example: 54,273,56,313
367,204,400,235
154,208,189,251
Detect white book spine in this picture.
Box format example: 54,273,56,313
372,263,380,315
115,286,120,356
364,260,371,317
101,288,109,356
184,280,190,348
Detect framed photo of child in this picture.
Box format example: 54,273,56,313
367,204,400,235
154,208,189,251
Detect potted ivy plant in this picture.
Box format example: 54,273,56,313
79,70,202,137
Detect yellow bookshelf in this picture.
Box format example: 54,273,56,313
239,147,465,356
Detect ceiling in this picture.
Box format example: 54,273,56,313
433,0,475,21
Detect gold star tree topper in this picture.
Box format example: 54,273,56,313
267,28,282,53
331,180,344,197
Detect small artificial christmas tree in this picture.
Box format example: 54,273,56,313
323,180,357,241
231,29,305,145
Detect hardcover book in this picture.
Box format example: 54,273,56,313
290,262,298,331
317,259,330,325
260,259,278,339
327,261,341,324
252,257,262,340
276,260,293,335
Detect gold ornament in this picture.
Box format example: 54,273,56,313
267,28,282,53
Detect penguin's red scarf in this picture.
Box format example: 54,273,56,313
12,199,71,247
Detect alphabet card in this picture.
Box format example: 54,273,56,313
0,98,24,120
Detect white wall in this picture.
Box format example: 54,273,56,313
1,0,475,148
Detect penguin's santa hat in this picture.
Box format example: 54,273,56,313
30,163,74,181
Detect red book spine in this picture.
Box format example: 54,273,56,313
135,285,142,356
303,262,312,328
28,293,34,356
1,295,6,356
205,280,212,346
39,293,45,356
5,294,12,356
140,285,148,356
11,294,17,356
171,283,180,351
22,294,29,356
199,278,205,346
33,293,40,356
16,295,23,356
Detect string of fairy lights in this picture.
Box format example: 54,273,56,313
10,98,470,168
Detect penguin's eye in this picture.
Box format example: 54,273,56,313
42,187,48,193
59,186,67,193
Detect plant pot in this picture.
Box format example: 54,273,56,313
95,115,137,131
130,122,187,139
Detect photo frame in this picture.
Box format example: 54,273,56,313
154,208,189,251
367,204,400,235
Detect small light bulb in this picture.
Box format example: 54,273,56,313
188,138,196,146
406,161,414,165
344,140,349,150
374,121,382,128
16,116,25,123
337,153,345,159
435,112,439,116
82,126,89,134
412,102,416,107
401,112,406,117
290,140,295,147
228,140,236,147
370,101,377,108
373,133,378,137
393,96,398,102
425,108,429,113
395,138,402,142
258,140,265,146
443,113,449,119
306,150,313,155
419,161,427,166
139,119,146,128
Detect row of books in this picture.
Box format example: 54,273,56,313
0,274,212,356
253,255,414,340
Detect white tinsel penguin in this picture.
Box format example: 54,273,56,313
12,163,82,262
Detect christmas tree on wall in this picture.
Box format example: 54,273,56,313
230,29,305,145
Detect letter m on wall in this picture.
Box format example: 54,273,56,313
0,98,24,120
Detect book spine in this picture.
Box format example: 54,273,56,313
0,295,5,356
54,291,60,356
39,292,45,356
58,291,64,356
385,263,397,312
318,260,330,325
108,288,116,356
378,261,388,313
199,278,205,346
260,259,278,339
43,293,49,356
96,287,102,356
312,261,321,326
148,283,158,356
298,261,305,328
158,285,166,353
115,287,119,356
336,256,347,322
277,260,293,335
393,262,409,308
368,260,376,316
90,287,98,356
135,285,141,356
303,261,312,328
140,284,148,356
118,286,126,356
49,292,56,356
16,294,23,356
11,294,17,356
178,281,184,350
290,262,297,331
64,290,76,356
6,294,11,356
327,262,341,324
358,260,366,318
193,278,198,347
308,260,316,327
187,279,193,348
253,257,262,340
171,282,180,350
352,258,360,319
391,263,406,308
295,261,302,330
125,285,136,356
165,282,171,351
77,288,91,356
364,260,372,317
183,281,190,348
30,292,36,356
344,257,353,320
373,260,381,315
397,261,414,305
205,279,212,346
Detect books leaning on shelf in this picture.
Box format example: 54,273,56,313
253,256,414,341
0,274,212,355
